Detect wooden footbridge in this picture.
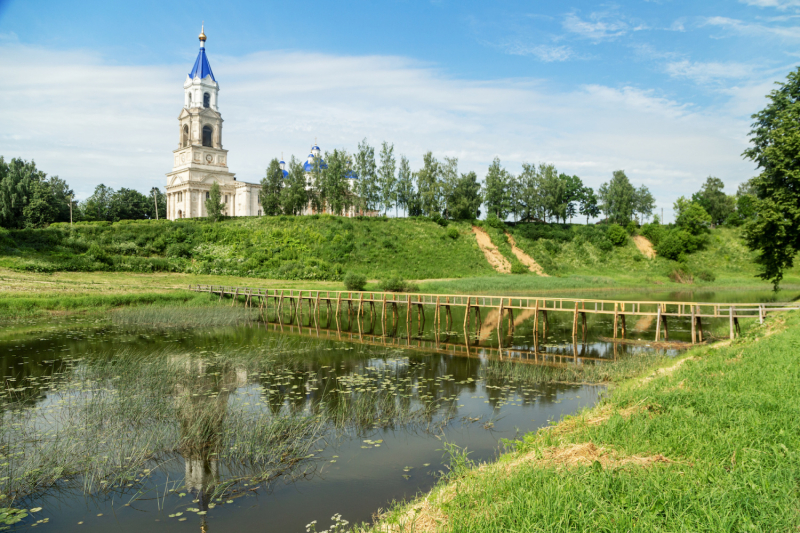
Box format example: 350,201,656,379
190,285,800,343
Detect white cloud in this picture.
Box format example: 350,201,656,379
501,42,574,62
704,15,800,39
562,12,629,41
0,43,762,219
665,60,755,83
740,0,800,9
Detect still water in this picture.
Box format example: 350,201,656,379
0,289,794,532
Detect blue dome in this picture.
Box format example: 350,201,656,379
345,170,359,180
312,145,320,150
303,159,328,172
282,170,289,178
279,160,285,165
189,47,216,81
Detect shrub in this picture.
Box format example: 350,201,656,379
668,268,694,284
379,277,418,292
695,269,716,282
511,262,528,274
485,214,506,230
343,272,367,291
85,243,112,265
446,227,459,240
607,224,628,246
656,229,705,261
166,242,192,259
430,213,449,227
516,223,573,242
640,223,665,246
625,220,638,235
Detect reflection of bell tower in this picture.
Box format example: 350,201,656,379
166,25,238,220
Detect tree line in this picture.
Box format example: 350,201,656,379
0,156,165,228
257,139,657,225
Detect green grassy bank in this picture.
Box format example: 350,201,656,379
374,313,800,532
2,216,797,289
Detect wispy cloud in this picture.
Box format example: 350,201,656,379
740,0,800,10
704,15,800,39
665,60,755,84
562,11,629,41
0,42,761,217
500,42,574,62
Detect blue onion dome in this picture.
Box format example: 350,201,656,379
282,170,289,178
345,170,359,180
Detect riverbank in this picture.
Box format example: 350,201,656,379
371,312,800,531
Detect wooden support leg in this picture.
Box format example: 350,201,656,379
614,311,619,339
572,302,579,338
655,306,661,342
661,314,668,341
581,312,587,339
697,316,704,342
691,307,696,344
729,306,735,340
621,314,626,338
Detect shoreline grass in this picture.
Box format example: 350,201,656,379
370,312,800,532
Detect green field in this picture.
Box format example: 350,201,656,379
373,312,800,532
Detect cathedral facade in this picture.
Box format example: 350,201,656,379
165,27,261,220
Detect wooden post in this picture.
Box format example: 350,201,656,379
691,306,696,344
358,293,364,317
336,292,341,318
697,314,704,343
407,294,412,330
219,287,225,302
496,298,504,342
613,303,619,339
463,297,471,332
572,301,579,337
729,306,735,340
759,304,764,325
661,313,668,340
533,299,539,341
621,313,626,338
655,306,661,342
435,296,441,332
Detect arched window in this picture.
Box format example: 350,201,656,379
182,125,189,147
188,93,192,107
203,93,210,108
202,126,213,147
205,191,210,200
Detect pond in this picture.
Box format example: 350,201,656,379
1,288,795,531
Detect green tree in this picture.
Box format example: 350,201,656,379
354,139,378,213
205,182,224,222
47,176,74,223
507,173,522,222
741,67,800,288
324,149,354,216
691,177,734,226
449,171,482,220
22,180,58,228
260,158,284,216
440,156,459,219
308,153,325,214
540,165,565,222
562,174,584,223
0,157,46,229
396,155,414,217
633,185,655,224
82,184,115,222
484,157,510,219
517,163,543,222
281,156,308,215
108,188,152,221
598,170,636,224
578,186,600,224
378,141,396,216
416,152,442,217
674,197,711,235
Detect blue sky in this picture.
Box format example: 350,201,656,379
2,0,800,219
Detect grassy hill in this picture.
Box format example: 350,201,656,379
1,215,797,289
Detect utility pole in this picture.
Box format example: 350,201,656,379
153,189,159,220
68,196,73,227
661,207,664,225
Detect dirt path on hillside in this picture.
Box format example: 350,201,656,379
505,233,549,276
633,235,656,259
472,226,511,273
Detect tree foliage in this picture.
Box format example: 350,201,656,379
260,158,284,216
598,170,636,224
205,182,224,222
742,67,800,288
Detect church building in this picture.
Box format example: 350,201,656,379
165,27,262,220
166,28,372,220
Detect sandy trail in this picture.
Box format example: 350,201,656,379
633,235,656,259
505,233,548,276
471,226,511,273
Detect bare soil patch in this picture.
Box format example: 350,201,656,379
505,232,549,276
633,235,656,259
471,226,511,274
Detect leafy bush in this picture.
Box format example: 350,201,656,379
695,269,716,282
516,223,572,243
640,223,665,246
446,227,460,240
485,214,506,230
166,242,192,259
85,243,112,265
606,224,628,246
668,267,693,284
379,277,418,292
625,220,638,235
511,262,528,274
430,213,449,227
656,229,704,261
343,272,367,291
